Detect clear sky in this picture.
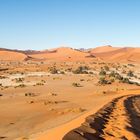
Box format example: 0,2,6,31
0,0,140,50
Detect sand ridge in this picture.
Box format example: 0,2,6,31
63,95,140,140
1,46,140,62
0,50,27,61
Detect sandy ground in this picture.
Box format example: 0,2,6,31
28,90,140,140
0,60,140,140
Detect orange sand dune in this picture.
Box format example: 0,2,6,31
91,47,140,63
0,50,27,61
29,47,90,61
63,95,140,140
90,45,120,53
0,46,140,62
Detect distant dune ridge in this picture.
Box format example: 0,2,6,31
28,47,89,61
0,45,140,62
0,50,27,61
90,46,140,62
89,45,120,53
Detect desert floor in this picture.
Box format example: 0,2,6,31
0,61,140,140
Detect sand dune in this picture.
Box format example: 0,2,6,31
91,47,140,63
90,45,120,53
63,95,140,140
0,46,140,63
0,50,27,61
29,47,89,61
28,46,140,63
29,90,140,140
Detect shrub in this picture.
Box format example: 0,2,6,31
128,64,135,67
80,79,85,81
110,78,115,83
25,93,36,97
0,76,6,79
73,66,89,74
99,69,106,76
123,65,127,68
127,70,134,77
4,86,9,89
66,68,72,72
109,71,123,80
60,71,65,74
89,71,94,74
98,77,111,85
29,101,34,104
49,67,58,74
36,82,44,86
104,66,109,71
72,82,82,87
0,94,3,96
115,74,123,80
41,80,46,83
109,71,116,77
15,84,26,88
122,78,132,84
15,78,24,83
102,91,106,94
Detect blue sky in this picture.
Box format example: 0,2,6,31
0,0,140,50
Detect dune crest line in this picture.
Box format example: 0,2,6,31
63,95,140,140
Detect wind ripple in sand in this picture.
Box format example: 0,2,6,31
63,95,140,140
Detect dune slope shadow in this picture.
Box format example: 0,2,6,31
124,95,140,138
62,96,125,140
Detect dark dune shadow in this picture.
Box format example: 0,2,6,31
124,95,140,138
63,96,125,140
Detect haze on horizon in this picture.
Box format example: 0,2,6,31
0,0,140,50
